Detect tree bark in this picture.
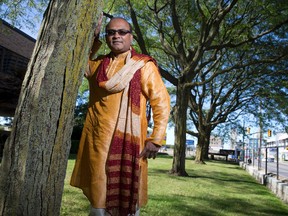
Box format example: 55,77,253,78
195,129,211,164
170,84,188,176
0,1,103,215
195,136,206,164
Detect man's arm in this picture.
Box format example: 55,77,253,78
89,39,102,61
85,13,103,77
140,61,170,159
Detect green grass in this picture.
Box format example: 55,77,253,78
61,155,288,215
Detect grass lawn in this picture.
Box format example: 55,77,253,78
61,155,288,216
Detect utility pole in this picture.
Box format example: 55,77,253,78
242,120,245,162
258,102,263,170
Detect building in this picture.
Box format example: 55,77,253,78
266,133,288,161
0,19,36,117
266,133,288,148
209,135,223,152
0,19,36,158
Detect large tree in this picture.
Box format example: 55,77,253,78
0,0,103,215
105,0,288,174
185,1,288,162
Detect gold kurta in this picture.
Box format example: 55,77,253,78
70,50,170,208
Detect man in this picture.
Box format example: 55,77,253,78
70,16,170,216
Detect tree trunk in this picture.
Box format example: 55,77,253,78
170,84,188,176
203,137,210,160
195,136,205,164
195,129,211,164
0,1,103,215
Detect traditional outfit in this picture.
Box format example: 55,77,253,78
70,46,170,216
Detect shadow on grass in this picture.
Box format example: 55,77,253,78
156,154,173,159
150,167,262,187
142,193,288,216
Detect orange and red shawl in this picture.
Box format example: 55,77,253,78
96,48,155,216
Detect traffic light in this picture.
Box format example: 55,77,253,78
268,129,272,137
246,127,250,134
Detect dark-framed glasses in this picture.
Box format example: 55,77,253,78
105,29,131,36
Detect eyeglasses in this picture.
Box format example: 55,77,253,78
105,29,131,36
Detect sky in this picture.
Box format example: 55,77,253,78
18,22,40,39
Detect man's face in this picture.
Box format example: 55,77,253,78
105,19,133,55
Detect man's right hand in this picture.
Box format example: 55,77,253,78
89,13,103,60
94,12,103,38
139,141,161,159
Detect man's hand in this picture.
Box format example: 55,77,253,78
94,12,103,38
139,141,161,159
89,13,103,60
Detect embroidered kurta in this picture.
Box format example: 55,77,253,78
70,49,170,209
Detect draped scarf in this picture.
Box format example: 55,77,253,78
96,48,154,216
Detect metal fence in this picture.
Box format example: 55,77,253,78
243,146,288,180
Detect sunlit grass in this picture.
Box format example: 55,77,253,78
61,155,288,216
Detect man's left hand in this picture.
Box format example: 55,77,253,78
139,141,161,159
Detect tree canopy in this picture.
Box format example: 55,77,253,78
0,0,49,34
